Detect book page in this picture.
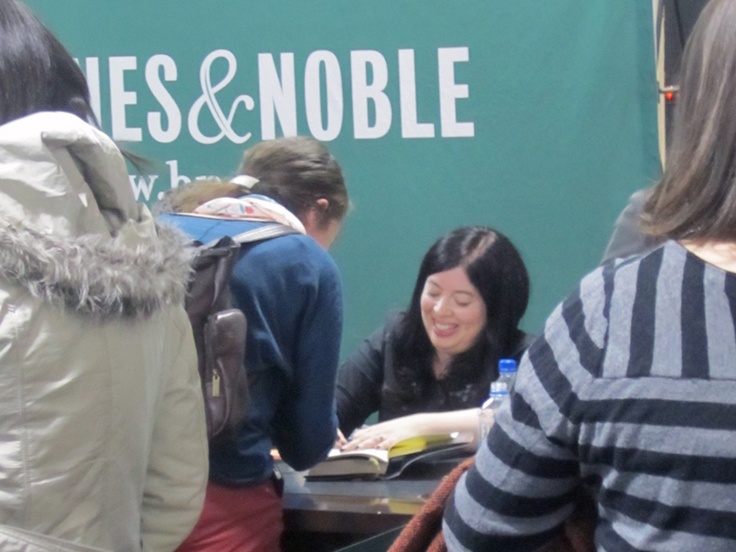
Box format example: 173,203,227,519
325,447,389,463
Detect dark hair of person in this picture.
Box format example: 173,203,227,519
393,226,530,406
0,0,98,126
641,0,736,241
237,136,349,227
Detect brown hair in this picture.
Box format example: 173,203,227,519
153,180,249,215
237,136,348,228
642,0,736,241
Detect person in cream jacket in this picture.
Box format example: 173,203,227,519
0,109,208,550
0,4,208,549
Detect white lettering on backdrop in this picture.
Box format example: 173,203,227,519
79,47,475,201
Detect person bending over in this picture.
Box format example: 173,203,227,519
157,136,349,552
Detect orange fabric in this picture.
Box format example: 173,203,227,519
175,480,283,552
387,456,595,552
535,490,597,552
387,456,475,552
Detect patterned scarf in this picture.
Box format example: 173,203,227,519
192,194,306,235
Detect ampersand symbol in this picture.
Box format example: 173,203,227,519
188,49,254,144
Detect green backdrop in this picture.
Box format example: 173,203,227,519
26,1,660,357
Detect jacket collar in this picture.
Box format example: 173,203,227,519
0,211,193,319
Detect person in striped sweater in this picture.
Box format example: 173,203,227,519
443,0,736,550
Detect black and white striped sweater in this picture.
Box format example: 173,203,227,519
444,240,736,551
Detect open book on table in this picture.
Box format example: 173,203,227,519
305,431,473,481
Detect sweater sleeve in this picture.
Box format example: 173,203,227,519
237,236,344,471
443,270,607,551
336,319,393,436
275,260,343,469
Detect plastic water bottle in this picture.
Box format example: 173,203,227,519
497,358,518,391
478,358,518,445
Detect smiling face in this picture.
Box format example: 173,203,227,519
420,266,488,361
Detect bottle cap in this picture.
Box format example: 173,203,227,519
498,358,517,373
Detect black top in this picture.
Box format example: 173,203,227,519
336,313,534,436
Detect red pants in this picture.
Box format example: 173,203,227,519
176,480,284,552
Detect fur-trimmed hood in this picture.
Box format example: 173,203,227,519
0,112,194,319
0,214,193,319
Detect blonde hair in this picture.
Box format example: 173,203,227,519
154,180,249,215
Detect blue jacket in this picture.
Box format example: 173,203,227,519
159,213,343,485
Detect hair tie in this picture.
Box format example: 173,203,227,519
230,175,259,189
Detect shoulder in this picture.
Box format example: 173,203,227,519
533,241,679,376
534,254,627,363
344,312,405,361
368,311,407,349
543,246,663,342
383,311,405,333
597,239,681,296
233,233,342,308
249,231,329,257
245,232,340,276
576,241,665,307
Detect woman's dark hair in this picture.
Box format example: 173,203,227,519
394,226,530,405
642,0,736,240
237,136,349,226
0,0,98,126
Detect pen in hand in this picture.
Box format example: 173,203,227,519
335,428,348,449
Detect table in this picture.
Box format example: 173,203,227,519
277,453,470,551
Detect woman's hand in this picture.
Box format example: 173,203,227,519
340,417,425,452
340,409,482,452
334,428,348,448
